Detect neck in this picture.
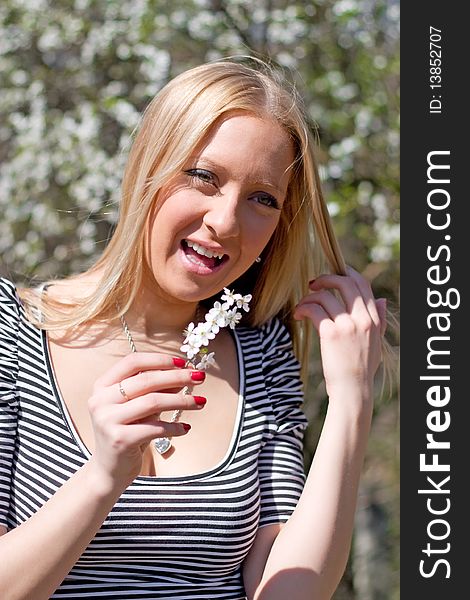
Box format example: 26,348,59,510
124,287,201,342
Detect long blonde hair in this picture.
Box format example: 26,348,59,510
21,58,348,378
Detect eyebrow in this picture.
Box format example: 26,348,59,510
189,157,286,196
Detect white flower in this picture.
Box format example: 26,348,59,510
182,321,196,344
180,337,200,359
193,321,215,347
180,290,251,365
207,301,228,328
204,311,221,335
194,351,216,370
221,288,237,306
225,307,242,329
235,293,252,312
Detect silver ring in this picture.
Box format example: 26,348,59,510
118,382,130,401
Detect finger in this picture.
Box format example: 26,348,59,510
376,298,388,336
114,368,206,402
310,273,371,322
345,266,381,328
295,290,346,321
117,420,192,446
97,352,187,387
116,393,206,424
294,302,335,337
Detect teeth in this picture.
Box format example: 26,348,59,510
186,240,224,260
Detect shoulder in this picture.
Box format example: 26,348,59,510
235,317,296,365
250,320,307,436
11,274,100,329
0,279,22,386
0,277,20,303
0,278,23,327
258,317,293,349
237,316,292,346
238,316,302,390
257,317,299,370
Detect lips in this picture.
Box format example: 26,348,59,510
180,240,228,273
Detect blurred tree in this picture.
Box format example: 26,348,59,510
0,1,399,598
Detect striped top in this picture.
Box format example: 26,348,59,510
0,278,307,599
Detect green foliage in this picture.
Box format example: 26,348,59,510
0,2,399,598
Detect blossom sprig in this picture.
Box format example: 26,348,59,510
180,288,252,365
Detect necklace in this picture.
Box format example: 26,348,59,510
119,313,190,455
117,291,251,456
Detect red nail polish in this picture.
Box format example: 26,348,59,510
194,396,207,406
173,357,186,368
182,423,191,431
191,371,205,382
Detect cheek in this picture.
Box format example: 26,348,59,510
249,215,281,252
149,197,192,249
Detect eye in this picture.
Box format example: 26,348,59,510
184,169,217,186
251,192,280,210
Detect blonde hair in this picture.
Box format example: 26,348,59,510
21,58,352,379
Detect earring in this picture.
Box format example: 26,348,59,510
255,256,262,263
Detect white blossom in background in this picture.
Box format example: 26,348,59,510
327,202,340,217
371,221,400,262
0,0,399,282
370,193,398,262
187,11,219,40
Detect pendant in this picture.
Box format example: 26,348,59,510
154,437,172,455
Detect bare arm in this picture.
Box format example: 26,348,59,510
251,389,373,600
0,353,204,600
244,268,387,600
0,460,125,600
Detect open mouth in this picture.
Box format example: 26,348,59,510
181,239,228,270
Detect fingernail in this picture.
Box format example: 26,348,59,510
173,357,186,368
194,396,207,406
182,423,191,431
191,371,205,382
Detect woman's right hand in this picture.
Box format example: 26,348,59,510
87,353,206,485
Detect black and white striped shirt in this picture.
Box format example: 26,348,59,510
0,278,307,599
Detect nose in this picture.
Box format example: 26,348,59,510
202,190,241,239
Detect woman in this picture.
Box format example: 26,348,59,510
0,59,386,599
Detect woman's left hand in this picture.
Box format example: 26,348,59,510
293,266,387,401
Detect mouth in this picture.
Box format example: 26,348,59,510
180,239,229,272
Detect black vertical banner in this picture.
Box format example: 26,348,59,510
401,4,468,598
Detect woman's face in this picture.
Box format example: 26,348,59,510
146,112,294,305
